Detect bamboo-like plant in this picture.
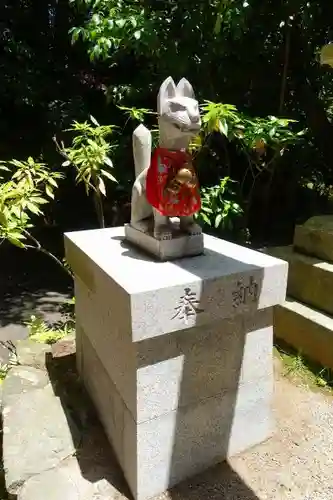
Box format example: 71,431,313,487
55,115,118,228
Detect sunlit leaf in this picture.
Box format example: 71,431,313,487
201,213,211,226
98,177,106,196
316,377,327,387
0,212,7,226
219,119,228,137
45,186,54,199
8,236,25,248
27,202,41,215
90,115,100,126
101,169,118,183
104,156,113,168
215,213,223,228
48,178,58,188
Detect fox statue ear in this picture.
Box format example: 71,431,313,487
157,77,177,115
177,78,195,99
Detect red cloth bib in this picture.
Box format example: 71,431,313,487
146,148,201,217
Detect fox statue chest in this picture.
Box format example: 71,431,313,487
146,147,201,217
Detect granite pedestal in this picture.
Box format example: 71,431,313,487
65,227,288,500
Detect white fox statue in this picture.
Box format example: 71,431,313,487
129,76,203,242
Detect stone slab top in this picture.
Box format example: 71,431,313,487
65,227,288,341
65,227,287,296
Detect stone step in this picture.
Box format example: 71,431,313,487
269,246,333,316
274,298,333,370
293,215,333,263
2,366,80,497
1,339,126,499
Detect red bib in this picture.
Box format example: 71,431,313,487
146,148,201,217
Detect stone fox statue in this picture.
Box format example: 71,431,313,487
130,76,203,241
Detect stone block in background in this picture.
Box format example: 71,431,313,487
293,215,333,263
274,299,333,370
65,227,288,500
269,246,333,316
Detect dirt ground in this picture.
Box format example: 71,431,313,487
155,357,333,500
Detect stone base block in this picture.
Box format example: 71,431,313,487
268,246,333,316
65,226,288,500
124,223,204,261
293,215,333,263
274,298,333,370
79,325,273,500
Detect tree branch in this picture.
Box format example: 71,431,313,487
23,230,73,278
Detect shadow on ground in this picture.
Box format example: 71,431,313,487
0,242,72,341
46,348,132,499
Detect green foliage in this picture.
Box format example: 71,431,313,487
201,101,305,159
118,105,156,124
2,157,63,199
26,315,75,345
0,340,18,383
68,0,250,70
59,115,118,227
62,116,118,193
198,100,306,234
0,157,63,249
0,364,10,382
2,0,333,246
59,296,76,325
69,0,154,61
275,341,333,392
196,177,243,233
26,295,75,345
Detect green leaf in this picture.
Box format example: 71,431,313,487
0,212,7,226
316,377,327,387
27,202,41,215
104,156,113,168
48,178,58,188
215,213,223,228
101,169,117,183
219,119,228,137
8,235,25,248
116,19,126,28
201,213,211,226
90,115,100,127
30,196,48,204
45,186,54,199
98,177,106,196
134,30,141,40
11,205,22,218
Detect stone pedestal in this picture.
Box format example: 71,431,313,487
65,227,288,500
124,222,204,261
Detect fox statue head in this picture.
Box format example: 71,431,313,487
157,77,201,146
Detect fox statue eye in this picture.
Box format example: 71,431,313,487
169,102,186,114
169,102,180,113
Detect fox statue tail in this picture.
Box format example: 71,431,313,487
132,124,152,178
